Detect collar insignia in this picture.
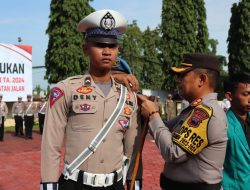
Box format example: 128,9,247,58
50,87,64,107
84,77,91,86
100,12,116,31
76,86,92,94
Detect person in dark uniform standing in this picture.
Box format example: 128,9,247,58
40,9,141,190
138,53,227,190
24,94,37,139
37,96,47,134
0,94,8,141
12,96,25,136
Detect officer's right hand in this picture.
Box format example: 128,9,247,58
137,94,160,120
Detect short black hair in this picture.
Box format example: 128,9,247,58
224,73,250,93
193,68,219,89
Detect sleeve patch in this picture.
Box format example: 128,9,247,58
50,87,64,107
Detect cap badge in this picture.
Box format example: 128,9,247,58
100,12,116,31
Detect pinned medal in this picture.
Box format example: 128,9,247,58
100,12,116,31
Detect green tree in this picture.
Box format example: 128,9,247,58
120,21,144,84
195,0,209,52
45,0,93,83
161,0,209,91
33,85,43,96
141,27,163,89
228,0,250,75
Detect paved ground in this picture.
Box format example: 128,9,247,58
0,131,164,190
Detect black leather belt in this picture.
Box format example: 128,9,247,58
160,173,221,190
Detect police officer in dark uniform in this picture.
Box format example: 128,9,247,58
138,53,227,190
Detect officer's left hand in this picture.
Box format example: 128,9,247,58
112,73,139,92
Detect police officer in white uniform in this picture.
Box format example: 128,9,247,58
40,10,141,190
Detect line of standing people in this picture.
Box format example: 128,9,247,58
12,94,47,139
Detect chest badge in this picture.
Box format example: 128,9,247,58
76,86,93,94
124,107,132,115
80,103,92,111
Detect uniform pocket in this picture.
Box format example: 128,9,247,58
68,101,98,131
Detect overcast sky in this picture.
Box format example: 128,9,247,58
0,0,239,89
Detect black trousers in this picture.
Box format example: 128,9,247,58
0,116,5,140
24,115,34,138
58,175,124,190
14,115,23,135
160,173,221,190
38,113,45,134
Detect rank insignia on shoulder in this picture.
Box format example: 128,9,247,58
123,106,132,115
191,98,202,106
50,87,64,107
76,86,93,94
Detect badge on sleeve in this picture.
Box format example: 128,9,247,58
119,120,129,130
50,87,64,107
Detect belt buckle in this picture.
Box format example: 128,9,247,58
94,174,108,187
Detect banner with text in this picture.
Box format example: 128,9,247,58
0,43,32,102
